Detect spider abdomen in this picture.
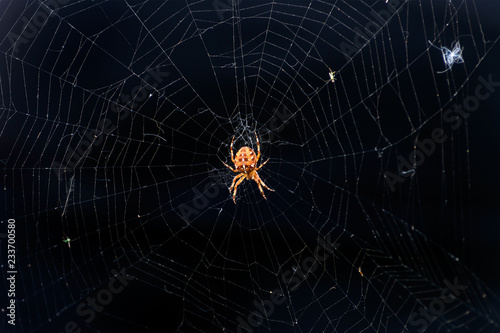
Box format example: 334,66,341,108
235,147,256,171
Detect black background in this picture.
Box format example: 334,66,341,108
1,1,500,332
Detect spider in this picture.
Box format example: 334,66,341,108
223,132,274,203
428,40,464,73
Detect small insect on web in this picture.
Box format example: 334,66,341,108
328,68,336,83
428,40,464,74
62,234,71,248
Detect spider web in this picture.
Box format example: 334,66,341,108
1,0,500,332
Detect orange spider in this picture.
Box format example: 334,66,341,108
223,132,274,203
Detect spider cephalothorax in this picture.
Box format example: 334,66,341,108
223,132,274,203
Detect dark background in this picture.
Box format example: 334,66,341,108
1,0,500,332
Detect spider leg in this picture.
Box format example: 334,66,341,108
223,136,237,172
257,174,274,192
252,171,274,201
231,174,247,203
223,161,237,172
255,158,269,171
254,131,260,162
230,136,236,165
229,173,245,192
